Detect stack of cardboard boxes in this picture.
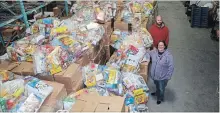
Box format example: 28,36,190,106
0,61,84,95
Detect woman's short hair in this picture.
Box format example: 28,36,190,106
157,40,167,49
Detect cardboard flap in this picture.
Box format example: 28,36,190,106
18,62,33,73
73,94,125,112
108,96,125,112
95,103,109,112
99,96,111,103
0,62,20,71
10,62,34,75
82,101,99,112
55,63,80,78
64,63,80,77
71,100,86,112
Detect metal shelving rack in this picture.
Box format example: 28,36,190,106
0,0,69,47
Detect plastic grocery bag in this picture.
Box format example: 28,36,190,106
121,54,140,72
82,63,99,87
122,73,149,91
25,77,53,99
17,93,42,112
33,49,47,75
46,46,63,75
0,79,24,98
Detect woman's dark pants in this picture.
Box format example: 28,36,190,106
154,80,168,101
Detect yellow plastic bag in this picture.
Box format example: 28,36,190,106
106,69,117,84
0,70,9,81
85,74,96,87
144,3,153,10
47,46,63,75
60,37,74,46
13,87,24,98
133,88,146,104
111,34,119,42
55,26,68,34
50,64,62,75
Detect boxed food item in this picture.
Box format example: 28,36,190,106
39,81,67,112
71,94,125,112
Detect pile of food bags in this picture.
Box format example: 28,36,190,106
7,11,106,75
70,1,117,23
62,63,149,112
120,0,155,24
33,45,73,75
0,76,53,112
109,28,152,73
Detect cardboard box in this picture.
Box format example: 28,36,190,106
114,21,129,31
138,62,149,82
66,77,84,94
71,94,125,112
92,46,106,64
36,75,55,81
141,17,149,28
1,28,15,38
125,106,129,112
54,63,82,89
53,7,61,17
76,55,90,67
10,62,34,76
39,80,67,112
0,61,18,71
101,22,113,43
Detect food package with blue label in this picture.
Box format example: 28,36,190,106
25,77,53,100
105,68,121,90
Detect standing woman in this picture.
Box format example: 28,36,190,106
147,40,174,105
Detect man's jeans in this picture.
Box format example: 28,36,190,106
154,79,168,101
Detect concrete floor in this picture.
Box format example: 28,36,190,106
147,1,219,112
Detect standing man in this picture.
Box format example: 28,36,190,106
149,15,169,47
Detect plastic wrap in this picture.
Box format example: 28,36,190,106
17,93,42,112
0,70,14,82
33,48,47,75
82,63,99,87
25,77,53,100
46,46,63,75
0,79,24,98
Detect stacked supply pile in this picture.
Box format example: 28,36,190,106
116,0,157,29
62,63,149,112
4,4,113,101
6,15,106,75
0,74,67,112
70,1,118,60
109,27,152,79
3,2,117,109
0,1,154,112
71,1,117,24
